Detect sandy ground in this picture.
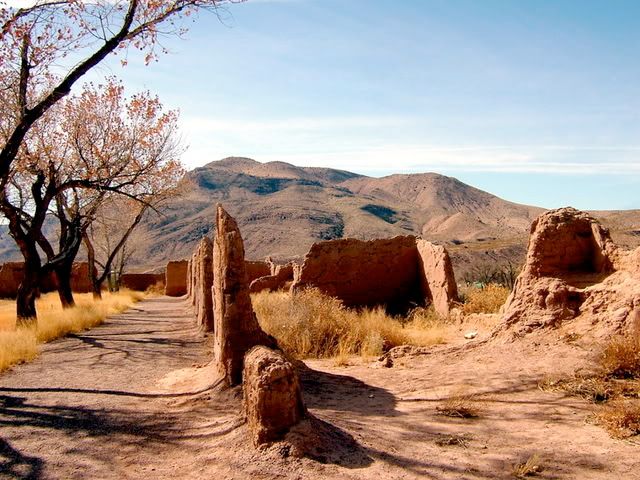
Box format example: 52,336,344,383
1,297,639,479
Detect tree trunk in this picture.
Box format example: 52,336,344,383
16,261,40,327
92,279,103,300
55,260,76,309
83,234,102,300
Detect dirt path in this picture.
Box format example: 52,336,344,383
0,297,238,480
1,297,639,479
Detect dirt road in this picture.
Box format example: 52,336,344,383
0,297,242,479
1,297,639,479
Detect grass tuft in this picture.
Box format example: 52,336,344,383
595,400,640,439
252,288,448,359
0,290,143,372
145,281,165,296
436,388,482,418
539,375,621,403
601,334,640,379
512,454,543,477
541,332,640,439
462,283,510,315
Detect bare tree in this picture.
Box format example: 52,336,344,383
1,78,183,324
83,197,152,298
0,0,243,183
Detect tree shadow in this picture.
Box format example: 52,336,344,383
0,437,43,480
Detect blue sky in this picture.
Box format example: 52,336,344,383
83,0,640,209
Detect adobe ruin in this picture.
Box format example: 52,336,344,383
500,207,640,337
291,236,459,316
212,205,276,386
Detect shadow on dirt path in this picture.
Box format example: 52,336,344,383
0,296,215,479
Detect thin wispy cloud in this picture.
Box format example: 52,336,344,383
182,115,411,134
255,147,640,176
179,114,640,176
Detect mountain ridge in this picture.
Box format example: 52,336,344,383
1,157,638,279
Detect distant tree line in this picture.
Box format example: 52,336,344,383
462,261,520,290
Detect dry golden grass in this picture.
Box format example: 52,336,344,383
512,454,543,477
601,334,640,379
436,387,483,418
595,400,640,439
145,281,165,296
461,283,510,314
541,333,640,439
252,288,448,359
0,290,144,372
539,375,622,403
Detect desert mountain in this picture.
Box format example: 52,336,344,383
136,157,549,273
1,157,637,278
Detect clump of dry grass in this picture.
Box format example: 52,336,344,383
512,454,543,477
0,330,38,373
541,333,640,439
145,281,165,296
595,400,640,439
434,433,471,448
462,283,510,315
0,290,143,372
436,388,482,418
600,334,640,379
252,288,447,359
539,375,620,403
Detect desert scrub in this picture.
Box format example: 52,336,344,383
145,281,166,296
512,454,543,478
540,333,640,439
252,288,447,359
462,283,510,314
0,290,144,372
600,334,640,379
436,387,483,418
595,399,640,439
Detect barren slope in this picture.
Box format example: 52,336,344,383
1,157,638,279
131,158,546,271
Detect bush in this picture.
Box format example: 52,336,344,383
252,289,447,359
596,400,640,439
436,388,482,418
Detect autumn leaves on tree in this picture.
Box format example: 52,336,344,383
0,0,240,323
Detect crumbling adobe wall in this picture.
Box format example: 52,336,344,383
190,253,198,306
416,240,459,317
521,207,617,279
69,262,94,293
194,237,214,332
212,205,276,386
500,207,639,338
249,261,296,294
245,261,271,285
165,260,188,297
243,346,306,446
120,273,164,291
291,236,423,313
291,236,458,316
0,262,93,298
186,259,193,300
0,262,24,298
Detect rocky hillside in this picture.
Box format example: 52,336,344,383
2,157,638,279
135,157,547,274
